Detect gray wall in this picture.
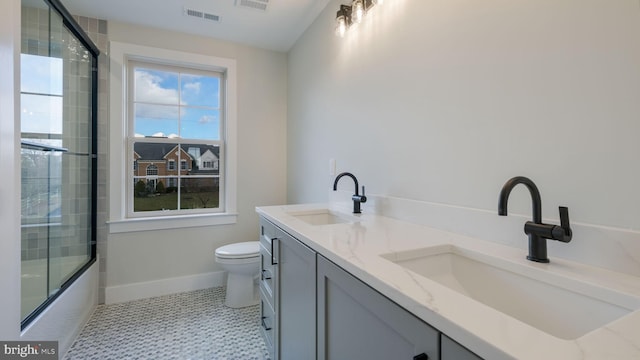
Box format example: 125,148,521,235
288,0,640,232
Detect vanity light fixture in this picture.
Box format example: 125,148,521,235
335,0,381,37
335,5,352,38
352,0,366,24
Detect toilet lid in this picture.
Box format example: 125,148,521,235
215,241,260,259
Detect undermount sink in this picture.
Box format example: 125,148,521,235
287,209,357,226
381,244,640,340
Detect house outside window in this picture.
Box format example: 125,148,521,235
128,60,225,216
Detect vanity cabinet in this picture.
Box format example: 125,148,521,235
259,216,482,360
259,217,316,360
317,255,440,360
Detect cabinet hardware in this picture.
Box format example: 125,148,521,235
262,269,272,280
271,238,279,265
261,316,272,331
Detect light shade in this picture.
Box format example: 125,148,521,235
335,5,352,37
352,0,364,24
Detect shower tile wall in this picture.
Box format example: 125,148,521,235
73,15,109,304
20,7,101,264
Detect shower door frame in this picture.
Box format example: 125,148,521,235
20,0,99,329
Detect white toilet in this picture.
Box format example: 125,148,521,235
215,241,261,308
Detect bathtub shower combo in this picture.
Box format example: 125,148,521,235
20,0,98,327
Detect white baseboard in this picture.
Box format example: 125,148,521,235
105,271,226,304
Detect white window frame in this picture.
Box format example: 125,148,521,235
127,60,222,218
107,42,237,233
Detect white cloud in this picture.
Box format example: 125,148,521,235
199,115,217,124
134,70,181,104
183,82,201,93
134,70,194,121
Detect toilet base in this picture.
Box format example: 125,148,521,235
224,272,259,308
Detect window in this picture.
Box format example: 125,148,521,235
146,164,158,176
109,42,237,232
128,60,225,216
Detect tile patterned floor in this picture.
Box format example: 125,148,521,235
64,287,269,360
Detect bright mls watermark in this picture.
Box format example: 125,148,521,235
0,342,57,359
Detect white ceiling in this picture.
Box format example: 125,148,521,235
62,0,331,52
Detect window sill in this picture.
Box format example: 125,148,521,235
107,212,237,234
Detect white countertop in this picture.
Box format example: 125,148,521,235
256,203,640,360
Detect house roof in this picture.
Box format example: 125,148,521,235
134,143,219,161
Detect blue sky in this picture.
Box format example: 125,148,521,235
134,68,221,140
20,54,63,135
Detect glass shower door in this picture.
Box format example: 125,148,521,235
20,0,96,323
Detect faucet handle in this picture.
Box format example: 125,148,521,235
360,186,367,203
552,206,572,242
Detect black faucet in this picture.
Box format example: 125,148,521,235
498,176,572,263
333,172,367,214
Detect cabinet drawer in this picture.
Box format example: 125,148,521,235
260,296,276,360
260,225,278,267
260,244,276,302
260,217,277,244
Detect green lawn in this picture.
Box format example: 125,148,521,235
134,191,219,212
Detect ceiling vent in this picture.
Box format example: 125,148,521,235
183,7,221,22
235,0,269,11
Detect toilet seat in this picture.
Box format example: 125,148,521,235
215,241,260,259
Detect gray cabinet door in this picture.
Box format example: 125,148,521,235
317,255,439,360
277,227,316,360
441,334,482,360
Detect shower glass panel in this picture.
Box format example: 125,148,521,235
20,0,97,325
